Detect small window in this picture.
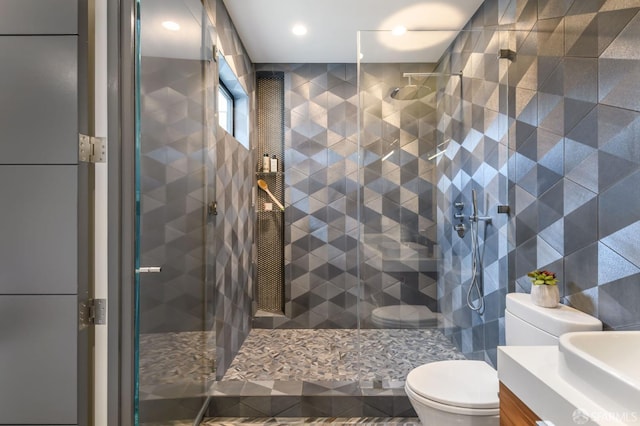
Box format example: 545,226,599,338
218,81,234,134
217,54,249,148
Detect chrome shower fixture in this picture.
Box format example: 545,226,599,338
454,198,466,238
390,72,462,100
390,73,432,100
467,189,492,314
469,189,492,224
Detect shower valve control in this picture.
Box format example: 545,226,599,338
454,202,464,210
454,213,465,220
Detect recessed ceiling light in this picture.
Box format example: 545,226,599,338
292,24,307,36
391,25,407,36
162,21,180,31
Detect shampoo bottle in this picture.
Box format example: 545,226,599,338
262,153,270,172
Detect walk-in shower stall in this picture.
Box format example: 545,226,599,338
133,1,511,421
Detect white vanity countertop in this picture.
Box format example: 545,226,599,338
498,346,636,426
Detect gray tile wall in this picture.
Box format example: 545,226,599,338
437,0,640,365
505,0,640,332
253,63,441,329
358,64,442,326
139,55,210,334
254,63,360,329
434,25,510,366
205,0,256,378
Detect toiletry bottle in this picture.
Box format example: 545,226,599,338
270,155,278,173
263,153,270,172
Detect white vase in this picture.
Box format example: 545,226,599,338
530,284,559,308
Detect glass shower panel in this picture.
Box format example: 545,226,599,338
135,0,216,423
436,29,510,366
356,29,509,387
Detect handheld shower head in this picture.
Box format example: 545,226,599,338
471,189,478,221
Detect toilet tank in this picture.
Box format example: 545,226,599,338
505,293,602,346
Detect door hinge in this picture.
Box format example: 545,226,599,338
79,298,107,329
79,134,106,163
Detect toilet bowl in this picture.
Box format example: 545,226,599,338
405,293,603,425
405,360,499,426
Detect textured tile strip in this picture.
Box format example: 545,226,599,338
142,417,420,426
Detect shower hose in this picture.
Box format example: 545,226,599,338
467,216,488,313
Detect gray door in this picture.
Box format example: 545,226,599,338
0,1,91,424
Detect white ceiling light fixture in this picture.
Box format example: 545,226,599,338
161,20,180,31
221,0,485,62
391,25,407,36
292,24,307,36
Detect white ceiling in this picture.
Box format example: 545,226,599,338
140,0,213,60
221,0,485,63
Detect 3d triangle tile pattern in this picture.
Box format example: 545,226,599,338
209,2,257,381
434,9,511,367
253,63,446,329
139,56,211,335
503,0,640,332
214,131,255,378
437,0,640,362
138,3,258,420
358,63,442,326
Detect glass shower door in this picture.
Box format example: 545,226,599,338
356,29,509,387
134,0,217,423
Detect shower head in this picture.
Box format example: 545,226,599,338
390,73,433,100
390,84,431,100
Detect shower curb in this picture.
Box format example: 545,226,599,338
205,381,416,417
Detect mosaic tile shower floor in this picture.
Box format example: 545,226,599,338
220,328,465,385
139,328,465,418
137,328,465,398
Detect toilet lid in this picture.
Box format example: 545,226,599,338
406,360,499,409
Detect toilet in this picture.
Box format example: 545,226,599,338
371,305,440,328
405,292,603,425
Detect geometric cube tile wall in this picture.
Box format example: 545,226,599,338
213,130,255,379
138,53,215,424
432,0,640,364
358,63,443,327
254,63,444,329
139,55,211,335
434,24,511,366
505,0,640,333
255,63,361,329
208,0,257,379
435,0,640,356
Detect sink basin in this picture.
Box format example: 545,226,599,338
559,331,640,415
